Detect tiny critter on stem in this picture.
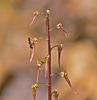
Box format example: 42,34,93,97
28,37,40,62
28,37,35,62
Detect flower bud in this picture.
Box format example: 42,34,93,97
47,10,50,14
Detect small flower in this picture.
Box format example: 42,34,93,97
58,70,78,94
44,55,49,78
32,83,48,100
56,23,69,38
34,10,41,15
29,10,42,27
56,23,63,29
36,60,45,83
59,72,64,77
52,89,59,100
51,71,78,94
46,10,50,14
32,83,40,89
32,83,40,100
28,37,39,62
57,44,63,68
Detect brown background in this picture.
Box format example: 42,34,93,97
0,0,97,100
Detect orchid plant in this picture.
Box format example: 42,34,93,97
28,10,78,100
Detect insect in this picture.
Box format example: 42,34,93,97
28,37,33,48
28,37,35,62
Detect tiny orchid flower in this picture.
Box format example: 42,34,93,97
44,55,49,78
36,60,45,83
31,83,40,100
29,10,42,27
32,84,37,100
57,44,63,68
32,86,36,100
51,70,78,94
52,89,59,100
28,37,39,62
58,70,78,94
56,23,69,38
32,82,48,100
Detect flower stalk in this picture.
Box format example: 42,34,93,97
45,10,52,100
28,10,78,100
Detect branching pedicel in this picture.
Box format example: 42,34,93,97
28,10,78,100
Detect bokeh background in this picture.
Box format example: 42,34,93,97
0,0,97,100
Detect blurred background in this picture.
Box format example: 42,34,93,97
0,0,97,100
